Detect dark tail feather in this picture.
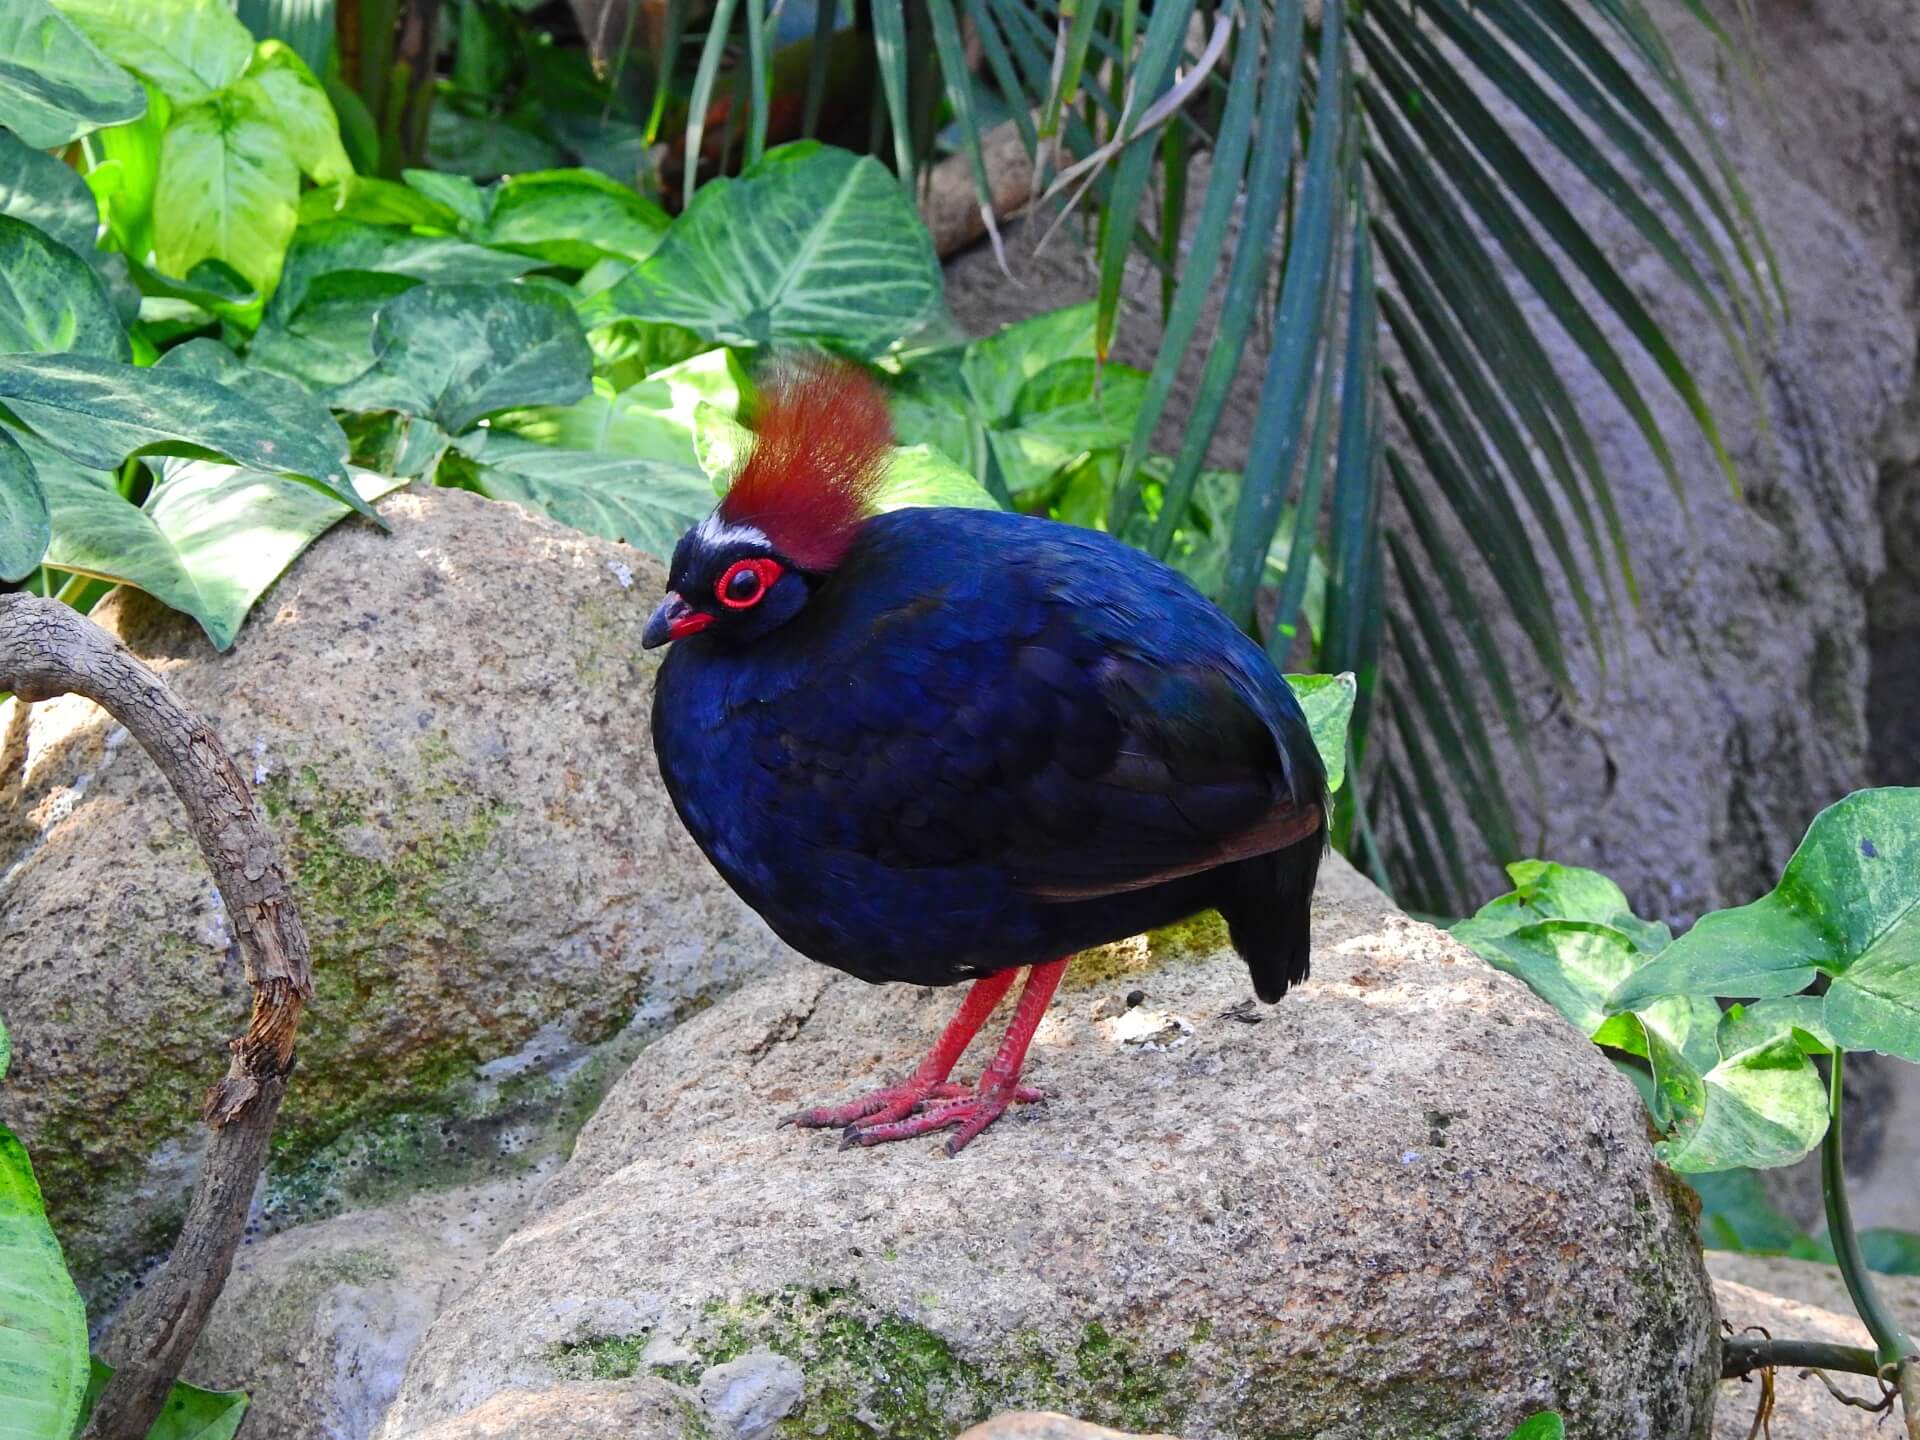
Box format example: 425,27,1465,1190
1219,836,1324,1003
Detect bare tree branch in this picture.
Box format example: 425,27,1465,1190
0,593,314,1440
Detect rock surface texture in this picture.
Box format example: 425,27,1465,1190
0,486,791,1287
155,1170,552,1440
1708,1252,1920,1440
942,0,1920,924
377,857,1717,1440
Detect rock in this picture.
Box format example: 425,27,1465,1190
0,486,792,1291
377,856,1716,1440
956,1415,1183,1440
400,1380,697,1439
695,1351,805,1439
1708,1252,1920,1440
940,0,1918,923
137,1170,551,1440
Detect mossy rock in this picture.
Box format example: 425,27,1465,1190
0,489,791,1295
379,858,1718,1440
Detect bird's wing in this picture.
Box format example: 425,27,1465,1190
761,603,1323,899
1000,643,1325,900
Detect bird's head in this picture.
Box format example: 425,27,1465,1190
643,360,893,651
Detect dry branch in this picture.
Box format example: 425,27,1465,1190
0,593,314,1440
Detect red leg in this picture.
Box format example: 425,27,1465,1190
846,956,1071,1155
779,969,1021,1131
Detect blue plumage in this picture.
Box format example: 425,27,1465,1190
651,507,1327,997
641,363,1326,1151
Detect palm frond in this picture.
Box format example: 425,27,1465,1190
679,0,1772,914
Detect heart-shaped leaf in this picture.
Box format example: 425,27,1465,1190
156,337,349,465
0,0,146,147
327,282,593,434
54,0,252,105
476,168,669,270
234,40,350,186
0,351,374,522
154,85,300,295
1611,789,1920,1064
1653,1032,1829,1173
584,142,940,356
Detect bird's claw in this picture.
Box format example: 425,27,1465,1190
783,1075,1045,1151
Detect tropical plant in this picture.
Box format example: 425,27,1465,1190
1453,789,1920,1432
543,0,1773,914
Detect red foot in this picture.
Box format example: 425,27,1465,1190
779,957,1071,1155
779,1079,1043,1134
841,1077,1046,1155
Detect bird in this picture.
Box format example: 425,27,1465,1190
643,360,1327,1154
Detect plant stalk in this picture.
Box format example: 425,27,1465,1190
1825,1050,1917,1368
1823,1048,1920,1440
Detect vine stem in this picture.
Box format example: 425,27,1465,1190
1824,1047,1919,1440
0,593,315,1440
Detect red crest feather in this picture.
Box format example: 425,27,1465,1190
718,360,894,572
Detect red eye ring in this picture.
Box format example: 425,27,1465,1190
715,557,784,609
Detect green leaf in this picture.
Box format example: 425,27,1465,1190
328,283,594,434
0,1124,89,1440
87,78,166,260
1687,1168,1825,1257
0,214,126,360
40,437,403,649
456,433,713,562
401,169,491,228
585,143,941,357
1286,672,1355,795
495,349,747,467
1454,918,1642,1038
0,129,104,259
249,270,416,391
252,221,545,389
1859,1229,1920,1277
477,169,670,270
0,351,370,520
78,1356,247,1440
1654,1033,1829,1174
872,443,998,513
154,85,300,296
1462,859,1673,955
0,0,146,147
1505,1417,1564,1440
0,426,50,582
1716,998,1833,1058
1612,789,1920,1060
235,39,350,186
155,337,348,466
956,302,1100,421
301,175,459,230
987,358,1145,499
54,0,252,105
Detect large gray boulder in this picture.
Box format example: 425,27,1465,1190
377,856,1717,1440
0,486,791,1290
943,0,1919,924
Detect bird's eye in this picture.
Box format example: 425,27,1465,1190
716,557,783,609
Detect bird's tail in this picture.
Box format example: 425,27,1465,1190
1220,837,1324,1003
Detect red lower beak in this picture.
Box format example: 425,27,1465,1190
643,592,713,648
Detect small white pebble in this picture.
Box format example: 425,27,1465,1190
608,561,634,589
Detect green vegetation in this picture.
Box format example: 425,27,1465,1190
1455,788,1920,1420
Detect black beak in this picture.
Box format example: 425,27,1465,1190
642,591,710,649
